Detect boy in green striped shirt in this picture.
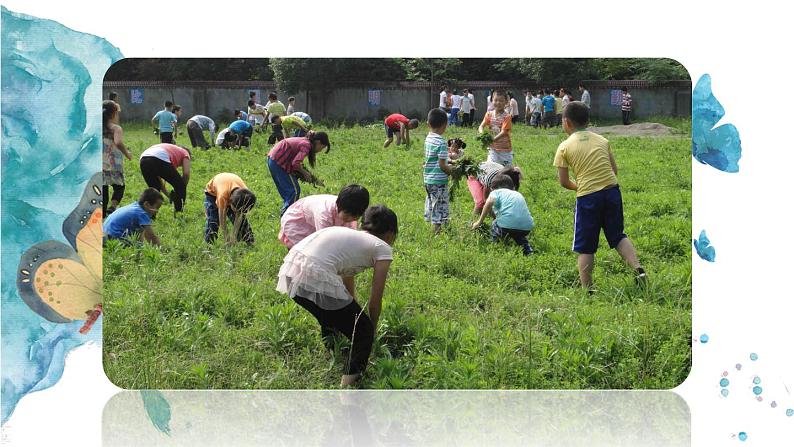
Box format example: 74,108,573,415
423,108,456,234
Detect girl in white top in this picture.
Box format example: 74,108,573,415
277,205,398,386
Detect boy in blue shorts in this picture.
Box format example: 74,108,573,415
102,188,164,246
423,108,456,235
553,101,646,290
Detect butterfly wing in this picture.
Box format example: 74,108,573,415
63,172,103,277
692,74,742,173
17,240,102,322
693,230,716,262
16,172,103,323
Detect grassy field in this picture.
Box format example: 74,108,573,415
103,119,692,389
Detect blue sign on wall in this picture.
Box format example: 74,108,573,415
368,89,382,107
610,90,623,106
130,88,144,104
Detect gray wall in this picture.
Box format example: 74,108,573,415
105,83,691,123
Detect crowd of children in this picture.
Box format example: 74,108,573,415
103,85,646,386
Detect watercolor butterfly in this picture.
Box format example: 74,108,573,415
692,74,742,173
16,172,103,334
693,229,716,262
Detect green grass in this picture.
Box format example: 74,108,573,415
103,121,692,390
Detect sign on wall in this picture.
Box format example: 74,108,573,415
368,89,382,107
610,89,623,106
130,88,144,104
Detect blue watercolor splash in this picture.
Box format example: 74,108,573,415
692,74,742,172
693,230,716,262
1,7,122,423
140,391,172,436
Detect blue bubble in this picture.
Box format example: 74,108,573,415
770,401,777,408
738,432,747,441
699,334,709,343
720,378,730,387
753,376,761,385
750,353,758,361
787,409,794,417
735,363,742,370
720,388,729,397
752,386,763,395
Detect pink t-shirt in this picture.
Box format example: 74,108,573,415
141,144,190,169
278,194,358,248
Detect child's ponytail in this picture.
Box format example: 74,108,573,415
102,100,117,138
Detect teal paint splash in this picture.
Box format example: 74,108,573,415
692,74,742,172
140,391,172,436
693,230,716,262
1,7,122,423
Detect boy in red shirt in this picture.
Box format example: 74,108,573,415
383,113,419,148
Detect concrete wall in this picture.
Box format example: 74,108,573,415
105,81,691,123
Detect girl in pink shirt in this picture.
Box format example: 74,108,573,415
139,143,191,213
279,185,370,249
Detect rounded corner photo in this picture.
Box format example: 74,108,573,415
101,58,692,390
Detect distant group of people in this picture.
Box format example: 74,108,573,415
102,81,645,387
139,91,315,152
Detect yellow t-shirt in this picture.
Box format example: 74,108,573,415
205,173,248,212
553,131,617,197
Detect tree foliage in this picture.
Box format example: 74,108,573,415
104,58,272,81
105,58,689,84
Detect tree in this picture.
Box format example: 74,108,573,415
591,58,689,81
104,59,273,81
399,58,463,82
494,58,598,87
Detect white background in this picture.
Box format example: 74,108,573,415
2,1,793,445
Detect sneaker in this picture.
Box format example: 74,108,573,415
635,272,648,288
522,244,534,256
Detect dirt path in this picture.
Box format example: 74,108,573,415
587,122,681,137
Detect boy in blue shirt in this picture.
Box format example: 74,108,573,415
151,101,180,144
471,174,534,255
541,90,556,129
228,119,254,148
102,188,164,246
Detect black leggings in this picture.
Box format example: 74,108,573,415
102,184,125,215
139,156,185,212
293,295,374,375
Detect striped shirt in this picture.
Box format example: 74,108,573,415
476,162,504,188
423,132,449,185
482,110,513,152
268,137,312,173
621,93,632,111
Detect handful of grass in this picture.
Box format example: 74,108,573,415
475,132,494,149
448,157,482,202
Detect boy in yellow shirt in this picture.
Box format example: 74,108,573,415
553,101,646,290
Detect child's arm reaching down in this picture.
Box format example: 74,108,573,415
342,276,356,300
367,260,391,330
557,167,578,191
471,196,496,229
